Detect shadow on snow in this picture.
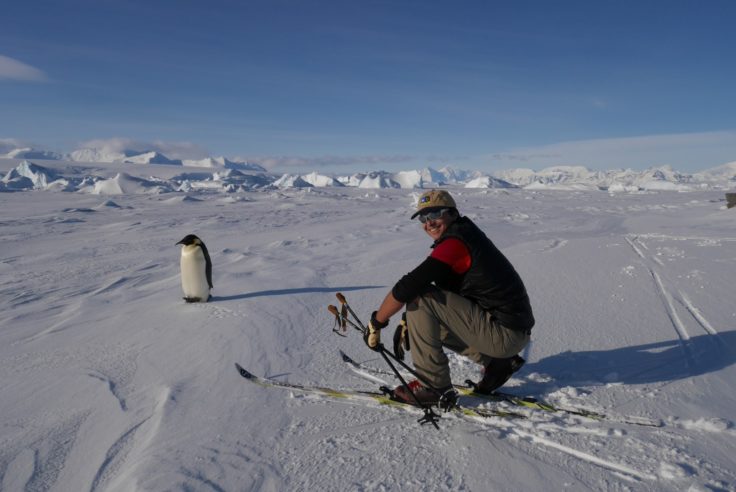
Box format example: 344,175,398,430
212,285,384,302
523,330,736,392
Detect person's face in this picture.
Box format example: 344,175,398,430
420,209,454,241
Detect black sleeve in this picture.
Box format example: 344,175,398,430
391,257,455,303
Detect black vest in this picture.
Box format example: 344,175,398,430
434,216,535,330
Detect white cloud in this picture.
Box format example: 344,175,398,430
77,138,209,160
235,154,416,171
0,55,47,82
0,138,28,154
488,131,736,172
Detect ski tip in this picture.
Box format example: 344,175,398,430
234,363,254,379
338,350,353,363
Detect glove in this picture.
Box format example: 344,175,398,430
364,311,388,351
393,313,410,360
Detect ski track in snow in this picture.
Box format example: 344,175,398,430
539,238,568,253
625,234,728,374
0,182,735,491
334,368,704,488
340,357,663,484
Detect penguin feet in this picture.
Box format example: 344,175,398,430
183,296,212,303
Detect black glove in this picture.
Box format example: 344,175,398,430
393,312,410,360
364,311,388,351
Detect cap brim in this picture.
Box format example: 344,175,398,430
410,206,445,220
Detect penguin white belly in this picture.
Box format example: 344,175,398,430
180,245,210,301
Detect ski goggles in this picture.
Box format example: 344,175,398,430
417,208,451,223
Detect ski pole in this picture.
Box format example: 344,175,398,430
335,292,367,331
327,304,363,333
335,292,448,394
376,344,441,428
380,344,456,410
333,293,445,426
332,298,447,396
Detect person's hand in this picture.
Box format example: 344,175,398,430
393,313,409,360
364,311,388,351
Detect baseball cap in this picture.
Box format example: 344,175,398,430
411,189,457,219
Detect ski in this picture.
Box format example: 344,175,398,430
338,350,662,428
339,349,566,410
234,363,527,427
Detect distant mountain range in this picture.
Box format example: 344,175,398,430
11,145,269,172
1,143,735,192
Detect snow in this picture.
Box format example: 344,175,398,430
273,173,313,188
1,158,736,490
180,156,267,173
464,175,515,189
3,138,736,191
300,171,344,187
357,171,401,189
694,161,736,180
1,161,63,191
86,172,173,195
392,170,424,189
69,147,138,163
1,147,63,160
122,151,182,166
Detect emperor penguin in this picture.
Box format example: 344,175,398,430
176,234,213,302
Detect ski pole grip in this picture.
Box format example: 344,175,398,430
327,305,339,315
336,293,347,304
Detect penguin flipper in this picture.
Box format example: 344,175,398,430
200,242,213,289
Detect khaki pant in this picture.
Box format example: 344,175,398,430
405,288,530,388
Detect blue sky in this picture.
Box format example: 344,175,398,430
1,0,735,173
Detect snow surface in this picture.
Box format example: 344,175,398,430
2,139,736,190
4,157,736,195
121,152,182,166
1,159,736,491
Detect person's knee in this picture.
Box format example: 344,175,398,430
408,288,446,313
423,287,447,306
405,291,434,315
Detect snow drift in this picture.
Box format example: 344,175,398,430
1,182,734,490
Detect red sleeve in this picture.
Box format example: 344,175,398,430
430,238,471,274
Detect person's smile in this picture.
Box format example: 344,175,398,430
423,214,452,240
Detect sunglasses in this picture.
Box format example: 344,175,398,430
418,208,450,223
